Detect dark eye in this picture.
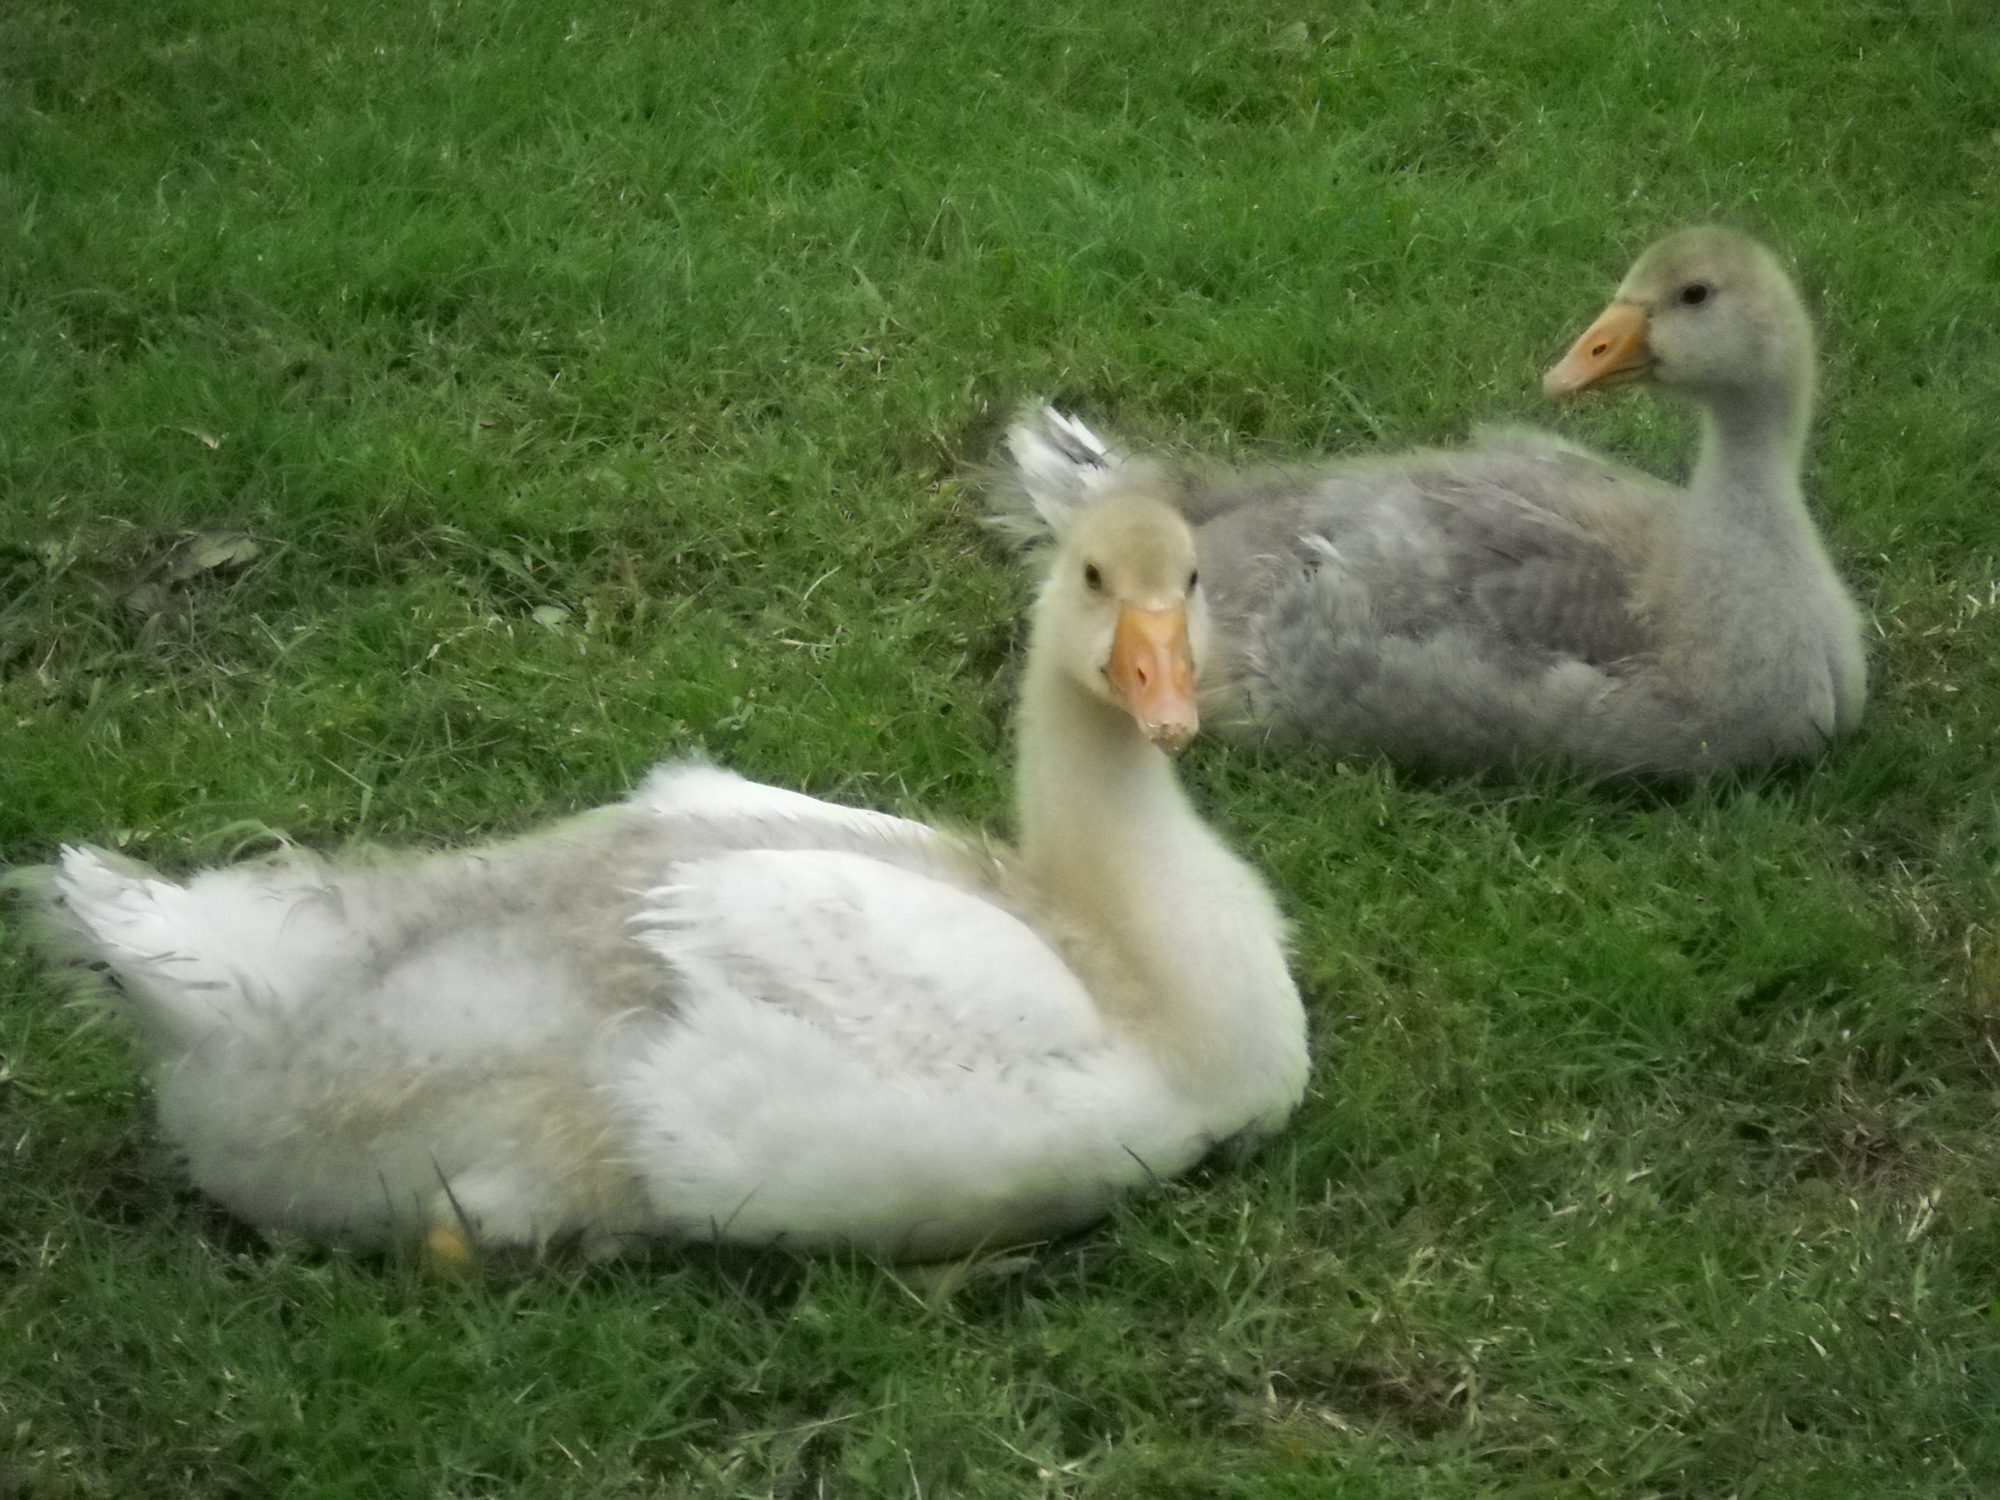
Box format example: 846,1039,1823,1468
1187,569,1199,592
1083,563,1103,591
1678,282,1713,307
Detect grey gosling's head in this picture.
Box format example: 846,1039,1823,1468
1039,489,1209,754
1544,227,1813,406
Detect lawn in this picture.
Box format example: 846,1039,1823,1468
3,0,1998,1493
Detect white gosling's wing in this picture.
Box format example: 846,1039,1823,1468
616,848,1190,1254
631,763,933,840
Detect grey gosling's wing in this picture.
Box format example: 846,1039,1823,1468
1202,445,1697,772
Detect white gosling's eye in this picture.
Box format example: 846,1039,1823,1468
1083,562,1103,592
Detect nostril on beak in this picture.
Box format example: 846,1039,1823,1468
1134,662,1151,687
1591,340,1611,358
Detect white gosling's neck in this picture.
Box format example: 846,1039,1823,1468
1015,608,1192,912
1012,592,1305,1128
1002,492,1305,1131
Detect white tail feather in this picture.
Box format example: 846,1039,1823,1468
48,845,367,1051
49,846,249,1048
989,405,1127,543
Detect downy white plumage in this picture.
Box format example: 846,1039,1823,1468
28,493,1307,1263
998,228,1867,776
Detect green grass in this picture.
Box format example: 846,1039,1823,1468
4,0,1999,1492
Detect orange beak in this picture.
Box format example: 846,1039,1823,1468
1543,300,1653,398
1109,605,1198,754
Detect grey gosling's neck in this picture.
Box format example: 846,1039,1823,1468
1691,379,1812,525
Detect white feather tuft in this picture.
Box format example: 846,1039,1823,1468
988,404,1128,544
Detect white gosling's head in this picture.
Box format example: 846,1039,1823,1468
1037,488,1208,754
1544,227,1813,406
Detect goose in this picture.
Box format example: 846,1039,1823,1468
999,227,1867,776
23,493,1308,1264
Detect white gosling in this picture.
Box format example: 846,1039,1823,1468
999,227,1867,777
28,494,1307,1263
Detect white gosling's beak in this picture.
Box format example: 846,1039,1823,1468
1109,604,1198,754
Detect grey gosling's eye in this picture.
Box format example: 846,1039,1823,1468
1678,282,1713,307
1083,563,1103,591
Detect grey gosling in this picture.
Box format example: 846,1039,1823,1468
998,227,1867,776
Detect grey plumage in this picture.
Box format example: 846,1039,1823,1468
995,228,1867,776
